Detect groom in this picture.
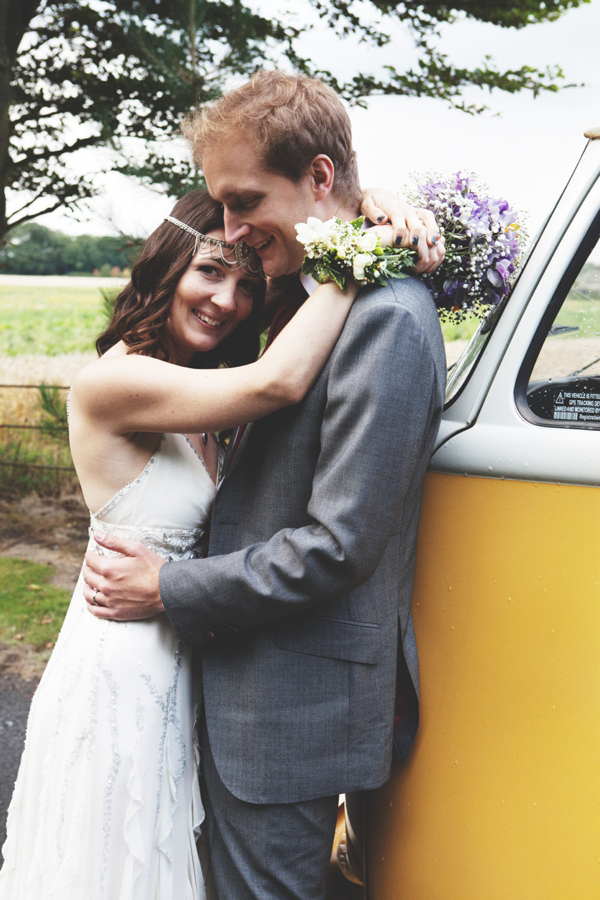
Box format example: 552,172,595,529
84,71,447,900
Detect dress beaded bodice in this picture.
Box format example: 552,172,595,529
88,432,216,561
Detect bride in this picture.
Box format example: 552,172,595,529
0,189,364,899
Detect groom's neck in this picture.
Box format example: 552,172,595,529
324,197,361,222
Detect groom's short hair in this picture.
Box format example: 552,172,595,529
182,70,361,206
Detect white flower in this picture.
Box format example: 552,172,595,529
295,216,339,247
353,253,373,281
357,232,379,253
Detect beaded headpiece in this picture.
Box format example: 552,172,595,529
164,215,263,276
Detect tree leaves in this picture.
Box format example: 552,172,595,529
0,0,589,243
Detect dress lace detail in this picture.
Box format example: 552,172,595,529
88,515,206,561
0,432,214,900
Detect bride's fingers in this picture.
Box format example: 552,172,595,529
414,233,446,275
412,207,442,248
359,193,390,227
365,223,394,248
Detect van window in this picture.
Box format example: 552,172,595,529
525,246,600,427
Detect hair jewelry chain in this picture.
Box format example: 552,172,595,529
164,215,263,276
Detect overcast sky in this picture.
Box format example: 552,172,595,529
34,0,600,242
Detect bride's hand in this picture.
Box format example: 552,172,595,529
363,223,394,248
360,187,446,275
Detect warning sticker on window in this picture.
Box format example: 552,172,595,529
552,389,600,422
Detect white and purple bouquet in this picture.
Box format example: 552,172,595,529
407,171,528,321
295,173,528,323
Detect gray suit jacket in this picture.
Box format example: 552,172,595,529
161,275,446,804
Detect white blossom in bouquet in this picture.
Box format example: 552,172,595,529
294,216,413,290
295,175,528,322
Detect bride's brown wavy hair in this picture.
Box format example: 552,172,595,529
96,190,264,369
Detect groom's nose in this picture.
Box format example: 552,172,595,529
223,209,251,243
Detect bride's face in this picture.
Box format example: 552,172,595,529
167,229,262,363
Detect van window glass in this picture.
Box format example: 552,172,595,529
526,247,600,426
445,301,506,404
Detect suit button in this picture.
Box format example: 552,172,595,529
226,626,238,634
205,630,215,639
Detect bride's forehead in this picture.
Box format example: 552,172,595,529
190,232,236,268
202,227,227,243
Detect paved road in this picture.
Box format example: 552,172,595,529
0,673,39,849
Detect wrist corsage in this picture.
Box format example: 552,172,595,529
294,216,415,291
295,173,528,323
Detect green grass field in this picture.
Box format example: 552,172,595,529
0,557,70,648
0,281,483,352
552,295,600,336
0,285,114,356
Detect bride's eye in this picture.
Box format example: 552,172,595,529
238,278,258,295
197,264,221,277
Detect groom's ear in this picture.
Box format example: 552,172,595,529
309,155,335,200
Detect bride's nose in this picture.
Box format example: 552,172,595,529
210,280,237,313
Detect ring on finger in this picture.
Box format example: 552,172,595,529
92,587,99,606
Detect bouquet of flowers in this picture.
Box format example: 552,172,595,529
407,172,528,321
295,216,415,291
295,173,528,323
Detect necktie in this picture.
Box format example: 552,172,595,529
224,276,309,473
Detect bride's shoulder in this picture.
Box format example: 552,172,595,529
71,345,172,423
71,342,135,411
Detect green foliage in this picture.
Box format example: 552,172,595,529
37,383,68,440
0,284,109,354
0,378,75,497
0,222,141,274
100,287,119,322
1,0,297,238
292,1,586,111
0,428,76,497
0,0,589,241
440,312,482,343
0,557,70,648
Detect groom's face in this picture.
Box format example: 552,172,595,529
204,135,320,278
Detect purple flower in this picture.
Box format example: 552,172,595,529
409,172,527,321
486,268,504,288
495,259,512,281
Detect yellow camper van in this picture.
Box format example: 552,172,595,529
330,127,600,900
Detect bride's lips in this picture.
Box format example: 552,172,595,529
192,310,228,329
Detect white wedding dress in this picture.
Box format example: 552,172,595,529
0,432,216,900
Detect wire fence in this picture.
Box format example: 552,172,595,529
0,384,75,493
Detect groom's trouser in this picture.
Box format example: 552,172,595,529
200,714,339,900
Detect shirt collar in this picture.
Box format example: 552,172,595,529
299,271,319,296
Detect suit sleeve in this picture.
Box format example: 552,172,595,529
160,281,444,645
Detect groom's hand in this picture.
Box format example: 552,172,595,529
83,532,166,621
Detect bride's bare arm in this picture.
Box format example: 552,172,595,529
71,278,359,436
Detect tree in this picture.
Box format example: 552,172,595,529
0,221,139,273
0,0,590,244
